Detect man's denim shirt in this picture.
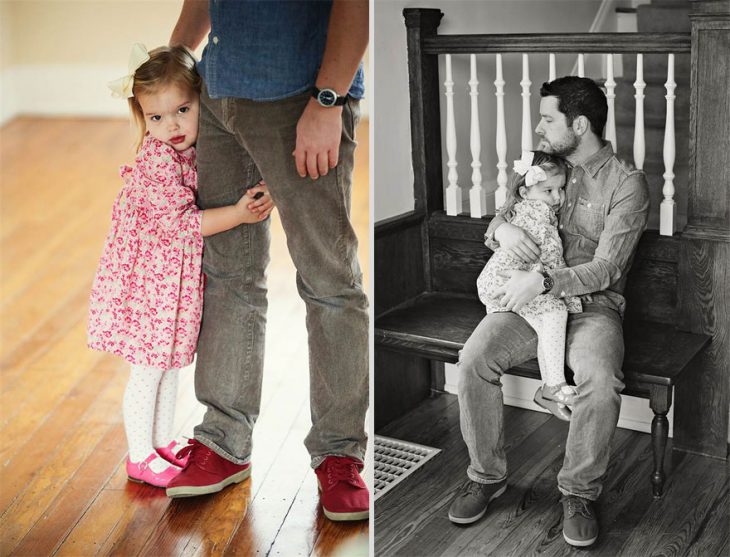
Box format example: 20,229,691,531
486,143,650,317
198,0,365,101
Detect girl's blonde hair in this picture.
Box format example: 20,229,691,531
128,45,201,151
499,151,568,219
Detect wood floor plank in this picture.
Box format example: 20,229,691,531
685,474,729,557
0,360,125,552
0,331,107,456
0,356,124,515
0,421,113,554
619,453,730,556
11,425,127,557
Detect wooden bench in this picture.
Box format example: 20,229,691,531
376,210,710,498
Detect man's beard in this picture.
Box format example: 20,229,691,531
537,130,579,157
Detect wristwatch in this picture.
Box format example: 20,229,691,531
312,87,347,107
541,271,554,294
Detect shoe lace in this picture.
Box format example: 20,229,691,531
175,439,212,466
461,480,497,498
324,457,363,487
563,496,594,519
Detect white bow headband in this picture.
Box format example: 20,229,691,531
108,43,150,99
513,151,547,187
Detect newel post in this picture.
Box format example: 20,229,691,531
404,8,444,215
674,0,730,459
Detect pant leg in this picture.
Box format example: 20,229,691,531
222,91,368,465
458,312,538,483
558,304,625,500
193,88,270,464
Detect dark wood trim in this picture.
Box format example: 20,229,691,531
422,33,691,54
375,210,425,237
404,8,444,217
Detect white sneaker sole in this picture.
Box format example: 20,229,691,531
166,467,251,498
563,532,598,547
448,484,507,524
316,479,369,521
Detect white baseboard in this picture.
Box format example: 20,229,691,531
444,364,673,436
1,64,129,126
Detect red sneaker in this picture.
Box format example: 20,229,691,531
166,439,251,498
315,456,370,521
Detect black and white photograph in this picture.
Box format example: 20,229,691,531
373,0,729,555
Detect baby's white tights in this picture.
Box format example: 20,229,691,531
123,364,180,472
522,310,574,394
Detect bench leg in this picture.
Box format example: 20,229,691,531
648,385,673,498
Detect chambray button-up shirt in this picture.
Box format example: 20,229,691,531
486,142,650,317
198,0,365,101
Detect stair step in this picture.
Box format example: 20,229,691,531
638,2,690,32
613,81,691,124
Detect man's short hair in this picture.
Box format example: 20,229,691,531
540,76,608,138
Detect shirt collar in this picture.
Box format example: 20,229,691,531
575,141,614,178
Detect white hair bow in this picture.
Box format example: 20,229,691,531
108,43,150,99
513,151,547,187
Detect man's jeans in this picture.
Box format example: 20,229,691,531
457,304,624,500
193,87,369,467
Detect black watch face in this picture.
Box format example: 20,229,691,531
544,275,554,292
318,89,337,107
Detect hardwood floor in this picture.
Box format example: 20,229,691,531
375,393,729,556
0,117,370,556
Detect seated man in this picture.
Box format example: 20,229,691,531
448,76,649,548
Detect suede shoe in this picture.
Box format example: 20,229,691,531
315,456,369,521
561,495,598,547
166,439,250,498
448,479,507,524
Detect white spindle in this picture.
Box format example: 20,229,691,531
521,54,532,152
605,54,617,152
660,53,677,236
633,53,646,170
578,54,585,77
468,55,486,218
549,53,556,81
444,54,462,216
494,54,508,210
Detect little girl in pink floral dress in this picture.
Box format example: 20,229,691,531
88,44,274,488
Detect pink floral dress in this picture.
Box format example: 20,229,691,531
87,135,204,371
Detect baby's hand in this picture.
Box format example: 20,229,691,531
235,180,275,223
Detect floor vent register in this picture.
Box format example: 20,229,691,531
374,435,441,500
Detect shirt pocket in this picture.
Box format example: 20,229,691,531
572,196,604,241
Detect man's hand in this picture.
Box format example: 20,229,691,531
293,98,343,180
493,270,544,312
495,222,541,263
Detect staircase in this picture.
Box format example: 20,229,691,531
614,0,691,231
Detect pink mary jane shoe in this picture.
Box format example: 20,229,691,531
127,453,181,488
156,440,189,468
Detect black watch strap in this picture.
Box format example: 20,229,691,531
541,271,554,294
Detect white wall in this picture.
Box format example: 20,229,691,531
0,1,193,124
373,0,672,437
